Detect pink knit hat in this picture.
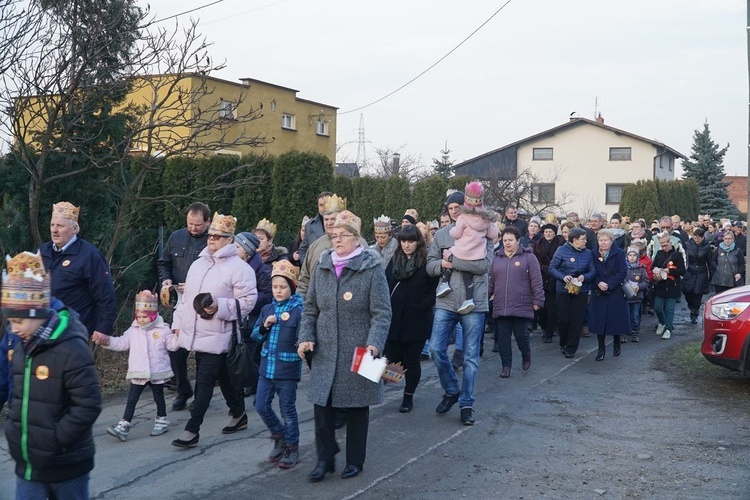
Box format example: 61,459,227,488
464,181,484,208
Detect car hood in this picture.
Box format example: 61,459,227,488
710,285,750,304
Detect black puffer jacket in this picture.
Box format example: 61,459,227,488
5,310,101,483
682,238,711,295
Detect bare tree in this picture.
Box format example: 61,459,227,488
480,165,574,216
365,145,429,183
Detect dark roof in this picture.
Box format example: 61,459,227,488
454,117,686,170
335,162,360,178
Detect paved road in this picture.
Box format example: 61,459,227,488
2,307,749,500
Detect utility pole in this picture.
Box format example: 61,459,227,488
746,0,749,277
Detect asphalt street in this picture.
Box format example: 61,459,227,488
1,306,749,500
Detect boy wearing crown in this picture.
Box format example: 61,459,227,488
253,218,290,266
3,251,101,499
251,260,304,469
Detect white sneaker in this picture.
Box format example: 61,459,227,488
662,329,671,340
150,416,169,436
656,324,665,335
107,420,131,442
436,282,452,298
458,299,476,315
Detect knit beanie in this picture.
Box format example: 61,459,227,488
235,232,260,256
464,181,484,208
627,246,639,256
445,190,465,207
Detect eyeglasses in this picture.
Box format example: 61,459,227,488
207,234,228,241
330,233,354,241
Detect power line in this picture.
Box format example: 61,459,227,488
152,0,227,25
338,0,514,116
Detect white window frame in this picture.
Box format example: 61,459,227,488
316,118,329,136
219,99,235,120
532,147,553,161
282,113,296,130
609,147,632,161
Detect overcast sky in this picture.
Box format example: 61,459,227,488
158,0,747,176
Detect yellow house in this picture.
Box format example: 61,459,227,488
125,73,337,161
453,115,685,217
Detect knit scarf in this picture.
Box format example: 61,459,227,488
331,245,363,278
719,241,736,252
630,227,646,240
391,252,420,281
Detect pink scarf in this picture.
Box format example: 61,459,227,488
331,245,363,278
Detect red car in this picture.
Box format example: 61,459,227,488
702,286,750,373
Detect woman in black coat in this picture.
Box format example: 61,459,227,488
651,232,686,340
682,228,711,324
384,225,439,413
532,223,563,343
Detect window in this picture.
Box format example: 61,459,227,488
316,119,329,136
531,183,555,204
219,99,235,119
270,100,276,112
532,147,553,161
282,113,296,130
609,147,632,161
605,184,630,204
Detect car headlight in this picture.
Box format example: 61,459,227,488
711,302,750,320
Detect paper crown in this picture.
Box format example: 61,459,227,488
272,259,300,286
52,201,80,222
464,181,484,207
416,222,431,244
160,285,181,310
333,210,361,235
255,218,277,238
382,361,407,383
301,215,310,227
428,220,439,229
404,208,419,221
209,213,237,235
322,194,347,214
373,215,391,233
135,290,158,314
1,251,51,318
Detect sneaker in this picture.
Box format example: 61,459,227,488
656,324,665,335
662,329,671,340
107,420,131,442
632,334,640,343
150,416,169,436
460,407,475,426
435,392,460,414
436,281,452,298
457,299,476,315
420,353,430,361
581,325,590,337
269,433,284,462
621,336,628,343
278,444,299,469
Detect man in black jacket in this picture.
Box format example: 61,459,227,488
158,202,210,411
297,191,333,263
3,251,101,499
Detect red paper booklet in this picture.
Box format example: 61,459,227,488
350,346,387,382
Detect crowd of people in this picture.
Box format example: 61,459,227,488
1,190,747,496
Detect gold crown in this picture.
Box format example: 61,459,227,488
322,194,347,214
333,210,361,235
1,251,51,318
52,201,80,222
271,259,300,286
135,290,158,313
255,218,277,238
416,222,431,244
209,213,237,235
404,208,419,221
373,215,391,233
382,361,407,383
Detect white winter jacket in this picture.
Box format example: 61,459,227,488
106,316,174,383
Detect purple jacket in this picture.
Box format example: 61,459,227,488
488,246,545,319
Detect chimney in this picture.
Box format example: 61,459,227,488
596,113,605,124
392,152,400,177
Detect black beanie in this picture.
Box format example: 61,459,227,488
445,191,465,206
402,214,417,225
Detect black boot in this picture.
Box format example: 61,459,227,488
690,308,698,324
596,335,605,361
399,393,413,413
613,336,621,357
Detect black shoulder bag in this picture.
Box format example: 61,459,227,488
226,299,259,389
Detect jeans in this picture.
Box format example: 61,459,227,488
628,302,642,332
494,317,530,368
429,309,484,408
123,382,166,422
653,295,677,331
16,473,89,500
453,323,464,351
254,377,299,445
185,352,245,434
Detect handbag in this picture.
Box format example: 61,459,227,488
226,300,259,389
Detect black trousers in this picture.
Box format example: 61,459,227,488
123,382,166,422
169,348,193,399
556,292,588,354
683,292,703,311
541,289,557,338
185,352,244,434
384,340,423,394
314,394,369,467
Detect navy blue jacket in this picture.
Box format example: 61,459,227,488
39,238,116,335
251,299,302,381
549,242,597,294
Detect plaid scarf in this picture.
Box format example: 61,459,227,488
264,293,304,364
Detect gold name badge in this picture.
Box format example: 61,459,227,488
281,312,290,321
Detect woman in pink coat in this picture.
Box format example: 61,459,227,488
169,214,258,449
